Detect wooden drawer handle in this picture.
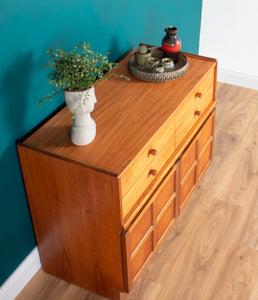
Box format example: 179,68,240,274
195,92,202,98
149,149,158,156
195,110,202,116
149,169,157,176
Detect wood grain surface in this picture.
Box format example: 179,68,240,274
22,53,216,177
16,82,258,300
17,49,217,300
17,146,125,299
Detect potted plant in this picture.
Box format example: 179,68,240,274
39,42,129,146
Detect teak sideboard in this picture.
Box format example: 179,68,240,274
18,48,217,300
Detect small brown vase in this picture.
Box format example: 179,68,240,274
162,26,181,63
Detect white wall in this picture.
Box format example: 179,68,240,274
199,0,258,90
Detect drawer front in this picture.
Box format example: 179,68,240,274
123,166,177,290
175,68,215,148
196,86,214,116
175,92,195,148
120,116,175,202
194,68,215,114
122,128,174,217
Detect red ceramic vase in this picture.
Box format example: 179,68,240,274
162,26,181,63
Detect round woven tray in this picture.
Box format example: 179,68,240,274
128,47,189,82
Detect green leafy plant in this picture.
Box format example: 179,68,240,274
138,45,148,54
39,42,130,106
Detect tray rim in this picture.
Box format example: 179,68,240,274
128,47,189,82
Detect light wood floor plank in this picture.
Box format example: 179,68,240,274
16,83,258,300
205,244,258,300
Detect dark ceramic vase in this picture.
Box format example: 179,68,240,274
162,26,181,63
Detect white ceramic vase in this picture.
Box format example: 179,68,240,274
65,86,97,146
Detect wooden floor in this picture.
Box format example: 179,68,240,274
16,83,258,300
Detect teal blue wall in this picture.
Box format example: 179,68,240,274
0,0,203,285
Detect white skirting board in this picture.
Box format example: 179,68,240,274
0,247,41,300
218,68,258,90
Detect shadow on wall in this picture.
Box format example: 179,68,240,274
0,52,36,284
1,52,33,136
109,35,134,63
0,143,36,284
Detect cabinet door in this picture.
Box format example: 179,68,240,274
178,138,198,212
178,110,215,213
197,110,215,180
155,166,178,246
122,165,178,291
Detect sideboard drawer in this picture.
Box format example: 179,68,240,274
175,90,195,148
196,85,214,116
122,133,174,217
175,68,215,148
120,116,175,201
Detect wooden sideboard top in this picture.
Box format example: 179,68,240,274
21,50,217,176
